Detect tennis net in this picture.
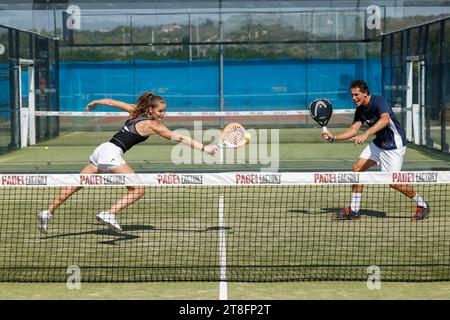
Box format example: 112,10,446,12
1,170,449,282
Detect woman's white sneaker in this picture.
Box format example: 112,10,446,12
37,210,52,234
96,212,122,233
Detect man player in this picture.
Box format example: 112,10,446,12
322,80,429,221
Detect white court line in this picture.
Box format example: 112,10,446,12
218,195,228,300
0,155,22,163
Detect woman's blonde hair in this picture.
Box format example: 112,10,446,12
130,92,166,119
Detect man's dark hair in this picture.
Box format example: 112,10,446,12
350,80,370,95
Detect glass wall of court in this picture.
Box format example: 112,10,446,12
1,1,450,154
56,7,382,113
2,1,447,116
0,25,59,154
382,16,450,153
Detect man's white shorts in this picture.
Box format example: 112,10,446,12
89,142,126,172
359,142,406,172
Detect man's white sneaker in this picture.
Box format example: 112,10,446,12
96,211,122,233
37,210,52,234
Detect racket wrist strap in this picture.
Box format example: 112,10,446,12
201,144,205,151
330,135,336,143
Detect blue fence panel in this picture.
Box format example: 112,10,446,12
59,59,381,112
134,60,219,111
223,59,306,111
59,61,135,112
0,64,11,120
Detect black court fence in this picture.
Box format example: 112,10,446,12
382,16,450,153
0,25,59,155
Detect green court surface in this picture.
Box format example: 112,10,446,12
1,128,450,300
1,128,449,172
1,282,450,299
0,281,450,300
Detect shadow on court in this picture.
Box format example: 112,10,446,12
126,224,232,233
287,209,311,214
40,225,146,245
40,224,233,245
322,207,387,218
321,207,412,219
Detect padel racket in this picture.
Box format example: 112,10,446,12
308,98,333,133
218,122,249,149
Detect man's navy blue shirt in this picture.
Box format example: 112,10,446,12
353,95,407,150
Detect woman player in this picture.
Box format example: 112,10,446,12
38,92,218,233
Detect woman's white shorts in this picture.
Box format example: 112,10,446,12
89,142,126,172
359,142,406,172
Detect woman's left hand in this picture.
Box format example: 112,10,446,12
85,101,97,111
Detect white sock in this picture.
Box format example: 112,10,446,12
350,193,362,213
413,193,427,208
